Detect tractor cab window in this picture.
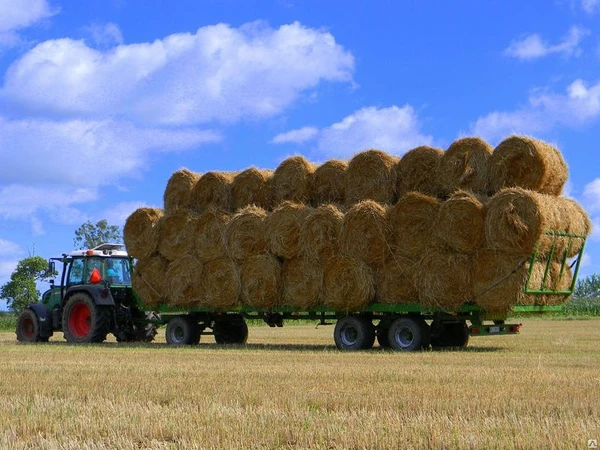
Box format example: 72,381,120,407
104,258,131,285
67,258,85,285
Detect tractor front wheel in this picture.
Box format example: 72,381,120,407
62,293,111,344
16,309,48,343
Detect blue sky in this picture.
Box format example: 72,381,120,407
0,0,599,309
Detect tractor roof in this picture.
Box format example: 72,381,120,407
67,243,129,258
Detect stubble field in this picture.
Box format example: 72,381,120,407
0,319,599,449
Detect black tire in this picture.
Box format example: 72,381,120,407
333,316,375,351
62,293,111,344
16,309,48,343
388,317,430,351
431,321,469,348
165,316,200,345
213,315,249,344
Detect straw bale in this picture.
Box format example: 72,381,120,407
231,168,273,211
240,254,282,309
396,146,443,197
158,211,196,261
310,160,347,205
163,168,200,214
124,207,163,260
388,192,442,258
190,171,233,213
265,201,309,259
434,190,487,254
272,155,315,205
194,208,230,263
416,249,473,309
165,255,204,307
132,256,168,307
376,255,418,304
300,204,344,261
439,137,492,196
323,256,375,311
200,258,240,309
346,149,398,205
340,200,389,267
488,136,568,195
282,257,323,308
224,205,268,261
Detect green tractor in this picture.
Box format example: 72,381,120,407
15,244,157,343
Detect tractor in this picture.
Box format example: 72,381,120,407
15,243,157,343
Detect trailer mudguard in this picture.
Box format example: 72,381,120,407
65,286,116,307
27,303,54,338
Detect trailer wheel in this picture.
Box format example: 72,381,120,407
165,316,200,345
431,321,469,348
62,293,111,344
213,315,248,344
334,316,375,351
388,317,430,351
16,309,48,343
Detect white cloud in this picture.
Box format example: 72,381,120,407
100,201,149,227
1,21,354,126
582,0,599,13
271,126,319,144
0,0,56,47
0,239,23,257
583,179,600,213
471,79,600,142
504,26,590,60
83,22,124,48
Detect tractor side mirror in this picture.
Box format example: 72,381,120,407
48,261,55,274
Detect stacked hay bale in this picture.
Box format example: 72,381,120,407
124,135,590,314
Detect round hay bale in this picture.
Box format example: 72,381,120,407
282,257,323,308
265,201,309,259
158,211,196,261
272,155,315,205
310,160,347,205
194,208,230,263
340,200,389,267
388,192,442,258
415,249,473,309
540,263,574,306
345,149,398,205
163,168,200,214
132,256,168,307
165,255,204,307
434,190,487,254
201,258,240,309
240,254,282,309
224,205,268,261
439,137,492,196
396,146,443,197
300,204,344,261
323,256,374,311
376,255,418,304
190,171,234,213
488,136,568,195
124,207,163,260
231,168,273,211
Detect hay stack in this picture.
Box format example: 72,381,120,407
340,200,389,267
200,258,240,309
231,168,273,211
439,137,492,196
190,171,233,213
239,254,282,308
346,150,398,205
434,191,487,254
265,201,308,259
132,256,168,307
272,155,315,205
323,256,374,311
388,192,442,258
224,205,268,261
310,160,347,205
163,168,200,214
396,146,443,197
488,136,568,195
194,208,230,263
124,207,163,260
158,211,196,261
376,255,418,304
282,257,323,308
300,204,344,261
165,255,204,307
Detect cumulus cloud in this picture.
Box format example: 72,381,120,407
504,26,590,60
1,21,354,125
271,126,319,144
471,79,600,142
100,201,149,227
0,0,56,47
272,105,433,159
83,22,124,48
582,0,600,13
0,238,23,257
583,179,600,213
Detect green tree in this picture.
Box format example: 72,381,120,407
0,256,55,313
573,274,600,299
74,219,123,249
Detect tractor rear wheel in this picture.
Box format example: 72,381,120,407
16,309,48,343
62,293,111,344
213,315,249,344
165,316,200,345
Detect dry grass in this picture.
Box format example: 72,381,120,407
1,319,599,449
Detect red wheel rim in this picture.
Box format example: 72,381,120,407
68,302,92,338
20,316,34,340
